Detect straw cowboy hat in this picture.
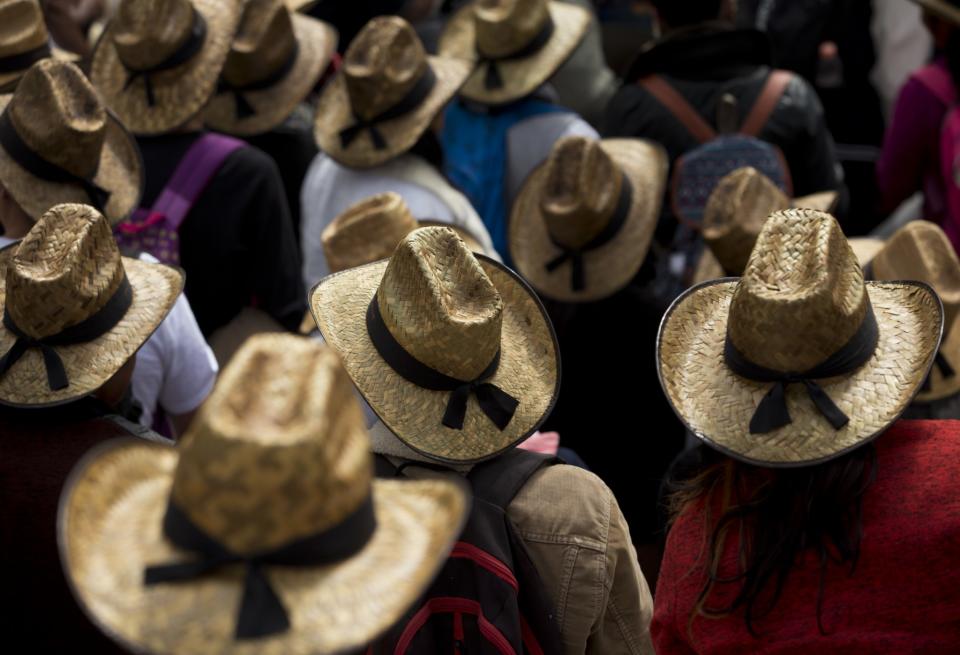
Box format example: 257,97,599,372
58,333,468,655
0,0,76,93
0,59,143,225
0,203,182,407
860,221,960,403
658,209,942,467
911,0,960,25
204,0,337,136
509,135,668,302
312,226,560,464
697,166,840,280
314,16,470,169
90,0,242,136
439,0,590,106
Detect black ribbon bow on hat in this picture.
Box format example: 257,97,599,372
122,10,208,107
0,44,52,74
477,18,555,90
338,67,437,151
216,42,300,120
724,305,880,434
544,175,633,292
921,350,956,392
0,110,112,212
366,296,519,430
0,276,133,391
145,496,377,640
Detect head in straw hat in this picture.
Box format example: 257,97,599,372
860,220,960,404
90,0,242,136
439,0,591,106
0,203,182,407
658,208,942,466
312,225,560,464
0,0,77,93
912,0,960,26
314,16,471,169
0,59,143,227
509,135,668,302
204,0,337,136
58,333,468,654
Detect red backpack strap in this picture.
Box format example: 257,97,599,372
639,75,717,144
148,133,246,229
740,70,793,137
914,63,957,107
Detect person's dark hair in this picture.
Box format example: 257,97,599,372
652,0,724,29
946,28,960,91
667,443,878,637
408,129,445,170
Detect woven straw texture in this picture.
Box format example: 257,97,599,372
314,16,470,169
0,204,182,406
870,221,960,402
59,333,468,655
0,0,77,90
204,2,337,136
90,0,242,136
439,0,589,106
509,137,667,302
323,192,419,274
658,209,942,466
912,0,960,25
0,62,143,225
312,226,560,464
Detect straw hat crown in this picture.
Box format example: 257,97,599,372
221,0,297,87
322,192,418,274
7,59,107,181
728,209,870,373
112,0,200,71
539,136,624,249
474,0,551,58
0,0,48,59
343,16,429,122
377,227,504,381
6,203,125,340
872,221,960,329
171,334,372,557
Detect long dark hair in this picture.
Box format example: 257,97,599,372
667,443,878,637
946,29,960,91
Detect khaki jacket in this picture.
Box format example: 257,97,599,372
370,422,655,655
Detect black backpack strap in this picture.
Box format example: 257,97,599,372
467,448,559,510
373,453,400,478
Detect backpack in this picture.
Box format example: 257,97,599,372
913,64,960,253
639,71,793,296
113,133,245,265
369,448,564,655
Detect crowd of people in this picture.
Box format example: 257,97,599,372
2,0,960,653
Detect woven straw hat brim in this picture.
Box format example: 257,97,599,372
90,0,242,136
917,312,960,402
0,95,143,225
850,238,885,268
0,47,79,92
314,55,471,169
0,252,182,407
204,15,337,136
911,0,960,25
509,139,667,302
58,439,469,655
793,191,838,214
657,278,942,467
439,2,590,106
311,257,560,464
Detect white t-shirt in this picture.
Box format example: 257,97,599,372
132,253,218,429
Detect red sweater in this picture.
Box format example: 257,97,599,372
652,420,960,653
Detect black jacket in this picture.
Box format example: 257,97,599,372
604,24,845,203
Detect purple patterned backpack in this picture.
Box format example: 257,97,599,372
114,133,245,264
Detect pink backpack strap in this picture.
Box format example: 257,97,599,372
148,133,246,229
639,75,718,144
913,63,957,107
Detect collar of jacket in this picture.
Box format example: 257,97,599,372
625,22,772,83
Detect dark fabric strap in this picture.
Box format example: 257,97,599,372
0,110,111,212
0,44,52,73
478,17,555,90
0,276,133,391
365,295,519,430
339,66,437,151
122,10,208,107
724,304,880,434
216,42,300,119
544,175,633,292
922,350,956,392
145,495,377,640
